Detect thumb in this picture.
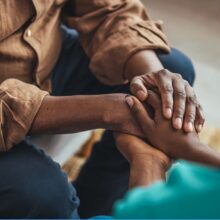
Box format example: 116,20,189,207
130,77,148,101
125,95,153,132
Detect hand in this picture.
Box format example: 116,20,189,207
114,132,171,170
130,69,205,133
125,91,204,160
101,94,143,137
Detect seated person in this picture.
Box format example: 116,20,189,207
0,0,205,218
112,91,220,219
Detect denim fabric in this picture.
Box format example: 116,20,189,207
0,25,195,218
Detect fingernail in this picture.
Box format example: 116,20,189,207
125,96,134,108
174,117,182,129
187,122,193,132
197,124,203,132
165,108,172,118
137,90,147,101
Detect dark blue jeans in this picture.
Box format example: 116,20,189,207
0,25,195,218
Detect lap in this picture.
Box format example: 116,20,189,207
0,140,79,218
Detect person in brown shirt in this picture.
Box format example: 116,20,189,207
0,0,205,218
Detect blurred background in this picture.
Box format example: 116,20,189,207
142,0,220,127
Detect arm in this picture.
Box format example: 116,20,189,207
62,0,169,85
113,160,220,219
63,0,204,133
115,133,170,188
30,94,142,137
0,79,144,152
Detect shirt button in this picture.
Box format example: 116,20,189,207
26,29,32,38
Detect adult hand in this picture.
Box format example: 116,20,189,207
114,132,171,170
101,94,143,137
130,69,205,133
125,91,205,160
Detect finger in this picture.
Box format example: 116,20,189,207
130,77,148,101
195,105,205,132
146,90,163,119
153,70,173,119
183,85,197,132
125,96,154,132
172,75,186,130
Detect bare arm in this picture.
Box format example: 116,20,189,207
115,133,170,189
30,94,143,137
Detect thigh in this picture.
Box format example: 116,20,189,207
0,141,79,218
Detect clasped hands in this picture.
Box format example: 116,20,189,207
114,69,205,171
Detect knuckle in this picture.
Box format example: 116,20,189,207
174,90,186,99
174,108,184,118
175,73,183,79
159,69,169,75
187,95,197,105
164,101,172,108
155,69,170,79
184,80,191,87
162,84,173,94
186,112,196,122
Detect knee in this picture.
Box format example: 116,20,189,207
21,164,79,218
158,48,196,86
0,143,79,218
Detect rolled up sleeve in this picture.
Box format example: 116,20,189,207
63,0,171,85
0,79,48,151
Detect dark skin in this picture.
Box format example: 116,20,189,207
126,50,205,133
30,94,142,136
124,91,220,167
115,92,219,188
31,50,204,139
115,133,170,188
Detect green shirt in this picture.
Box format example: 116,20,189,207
113,160,220,219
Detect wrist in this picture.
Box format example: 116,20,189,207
187,142,220,167
131,154,169,172
129,155,166,188
124,50,163,81
100,94,126,131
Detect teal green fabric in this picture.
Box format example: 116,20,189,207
113,160,220,219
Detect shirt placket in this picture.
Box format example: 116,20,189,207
22,0,44,87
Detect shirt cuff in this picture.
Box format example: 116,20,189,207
90,20,170,85
0,79,48,151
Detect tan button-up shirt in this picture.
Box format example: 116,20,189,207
0,0,170,151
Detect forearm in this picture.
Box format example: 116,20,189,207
186,142,220,168
129,157,166,189
115,133,169,189
30,95,107,134
125,50,163,80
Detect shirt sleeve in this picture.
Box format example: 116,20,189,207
0,79,48,151
63,0,171,85
113,161,220,219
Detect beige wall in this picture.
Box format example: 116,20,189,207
141,0,220,127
